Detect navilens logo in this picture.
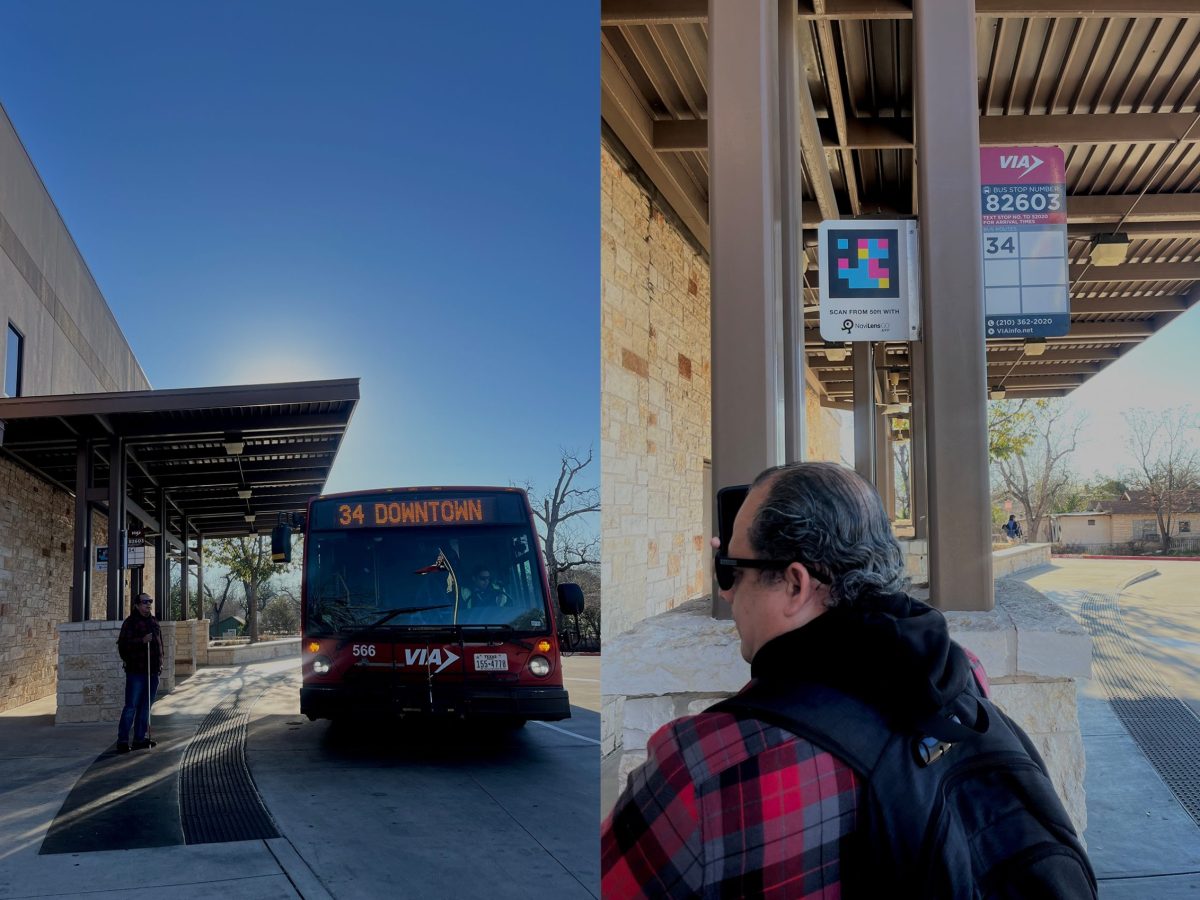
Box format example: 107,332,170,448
998,153,1043,179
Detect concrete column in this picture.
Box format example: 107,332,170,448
709,0,788,616
915,0,993,610
71,440,92,622
853,342,876,485
106,438,125,620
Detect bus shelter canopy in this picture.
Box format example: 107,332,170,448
0,378,359,539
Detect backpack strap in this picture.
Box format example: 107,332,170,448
709,681,897,776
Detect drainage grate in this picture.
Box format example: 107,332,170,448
179,677,283,844
1079,591,1200,826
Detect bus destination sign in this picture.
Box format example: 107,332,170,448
310,492,525,530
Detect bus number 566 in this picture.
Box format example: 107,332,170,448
352,644,376,657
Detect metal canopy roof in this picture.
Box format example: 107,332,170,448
0,378,359,539
601,0,1200,405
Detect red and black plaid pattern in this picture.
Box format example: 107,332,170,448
602,654,991,899
602,711,858,898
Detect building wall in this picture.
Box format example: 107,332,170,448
601,138,844,645
601,140,712,644
0,458,136,713
0,103,150,713
0,103,149,395
1057,516,1112,545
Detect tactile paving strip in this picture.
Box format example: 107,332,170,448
179,677,283,844
1079,591,1200,827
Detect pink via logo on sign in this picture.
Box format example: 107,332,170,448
980,147,1066,186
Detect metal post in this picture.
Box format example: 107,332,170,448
180,514,189,622
155,487,168,620
709,0,789,617
196,534,205,621
779,0,806,463
915,0,993,610
106,438,125,620
853,342,876,484
71,440,92,622
910,348,929,539
876,403,895,519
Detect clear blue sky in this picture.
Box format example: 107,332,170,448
0,1,598,506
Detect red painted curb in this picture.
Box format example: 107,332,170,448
1052,553,1200,562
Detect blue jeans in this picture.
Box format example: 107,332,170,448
117,672,159,743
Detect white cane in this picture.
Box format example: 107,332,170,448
145,639,153,743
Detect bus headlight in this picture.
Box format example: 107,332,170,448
528,655,551,677
312,656,332,675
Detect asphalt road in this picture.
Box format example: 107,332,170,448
246,656,600,899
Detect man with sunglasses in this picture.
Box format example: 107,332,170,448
602,461,1092,897
115,592,164,753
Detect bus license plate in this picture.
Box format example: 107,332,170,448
474,653,508,672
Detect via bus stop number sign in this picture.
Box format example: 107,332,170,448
980,146,1070,338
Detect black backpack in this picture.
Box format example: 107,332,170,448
710,678,1098,898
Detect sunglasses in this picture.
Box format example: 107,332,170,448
713,555,831,591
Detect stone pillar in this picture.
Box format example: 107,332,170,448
57,619,176,725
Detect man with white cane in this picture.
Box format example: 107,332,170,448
116,592,163,753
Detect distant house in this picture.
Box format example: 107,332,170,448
210,615,246,639
1052,490,1200,548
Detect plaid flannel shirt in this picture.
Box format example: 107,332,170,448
601,653,991,899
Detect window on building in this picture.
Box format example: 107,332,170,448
4,324,22,398
1088,519,1095,526
1180,521,1191,534
1137,520,1159,540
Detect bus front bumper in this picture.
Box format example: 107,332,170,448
301,683,571,722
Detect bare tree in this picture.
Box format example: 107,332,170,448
992,400,1084,542
527,449,600,593
1123,407,1200,551
893,440,911,521
203,569,242,634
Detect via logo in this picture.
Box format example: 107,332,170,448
998,153,1043,180
402,647,460,674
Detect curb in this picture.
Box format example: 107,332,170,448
1052,554,1200,562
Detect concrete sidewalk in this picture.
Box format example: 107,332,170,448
0,657,325,899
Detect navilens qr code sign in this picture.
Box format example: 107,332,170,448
981,146,1070,338
818,219,920,342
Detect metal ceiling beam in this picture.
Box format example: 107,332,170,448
1068,222,1200,240
813,0,861,214
1070,297,1187,314
601,0,706,24
602,45,710,249
1067,195,1200,224
1070,262,1200,283
610,0,1200,25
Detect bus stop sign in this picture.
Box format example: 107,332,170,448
981,147,1070,338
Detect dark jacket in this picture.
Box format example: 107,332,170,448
117,612,163,675
602,593,988,897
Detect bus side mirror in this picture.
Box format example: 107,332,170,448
557,583,584,616
271,524,292,563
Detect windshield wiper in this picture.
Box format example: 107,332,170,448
341,604,453,633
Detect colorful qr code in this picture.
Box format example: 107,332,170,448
826,229,901,300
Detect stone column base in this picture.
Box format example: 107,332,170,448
57,619,178,725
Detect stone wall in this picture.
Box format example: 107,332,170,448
0,457,133,713
601,141,712,645
56,619,176,725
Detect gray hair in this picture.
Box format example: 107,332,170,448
748,461,908,608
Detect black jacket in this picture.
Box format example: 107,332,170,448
117,613,163,675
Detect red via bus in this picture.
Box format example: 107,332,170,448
299,486,584,724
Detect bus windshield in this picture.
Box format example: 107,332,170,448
305,525,551,635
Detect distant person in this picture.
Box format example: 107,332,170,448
116,592,163,752
464,566,508,609
1004,514,1023,542
602,462,1094,896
